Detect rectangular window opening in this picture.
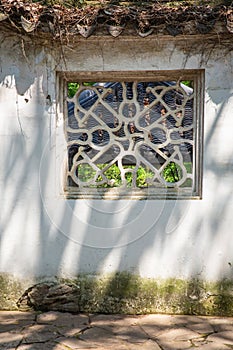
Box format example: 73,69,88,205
59,70,204,200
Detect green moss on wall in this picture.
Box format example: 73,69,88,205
1,273,233,316
0,274,27,310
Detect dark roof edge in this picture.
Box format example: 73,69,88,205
0,0,232,38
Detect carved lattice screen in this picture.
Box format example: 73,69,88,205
65,80,196,198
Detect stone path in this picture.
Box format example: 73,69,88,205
1,311,233,349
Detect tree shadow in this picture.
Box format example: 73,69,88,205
0,20,233,350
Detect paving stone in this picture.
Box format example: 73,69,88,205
78,325,149,348
83,343,161,350
138,314,210,337
78,326,120,344
125,339,162,349
87,340,161,350
191,338,209,347
21,324,60,343
90,315,148,344
17,342,65,350
0,311,36,322
155,327,200,342
156,340,192,350
193,343,230,349
72,346,129,350
55,336,97,349
56,336,128,349
85,346,130,350
2,311,233,350
169,315,216,335
36,311,64,323
209,318,233,332
0,311,36,332
111,325,149,343
140,323,167,338
137,314,180,339
172,315,208,324
37,311,89,336
0,331,23,347
73,348,126,350
0,341,22,349
137,314,175,327
56,338,161,350
185,321,214,334
176,315,226,330
91,314,138,327
207,331,233,346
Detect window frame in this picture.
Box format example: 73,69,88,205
57,69,204,200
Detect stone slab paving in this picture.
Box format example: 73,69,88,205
1,311,233,349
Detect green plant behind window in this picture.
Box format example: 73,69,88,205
68,82,95,98
162,162,182,183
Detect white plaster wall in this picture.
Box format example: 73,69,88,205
0,33,233,282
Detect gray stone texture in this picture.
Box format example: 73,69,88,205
1,311,233,349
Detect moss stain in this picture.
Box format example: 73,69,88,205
1,273,233,316
0,274,28,310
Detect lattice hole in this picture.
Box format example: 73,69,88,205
66,81,194,191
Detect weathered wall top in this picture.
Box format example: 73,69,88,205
0,0,232,38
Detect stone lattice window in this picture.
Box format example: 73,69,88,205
59,71,204,199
